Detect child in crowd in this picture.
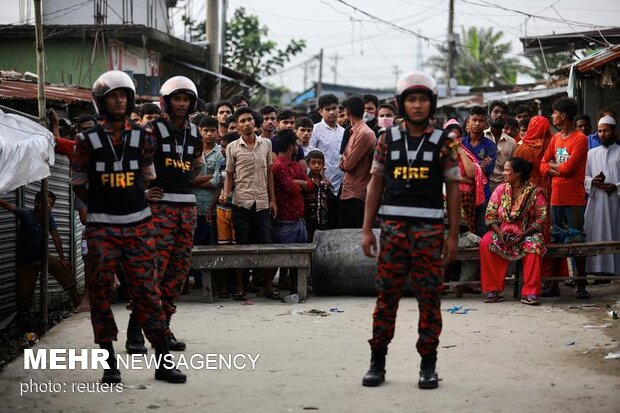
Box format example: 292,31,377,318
518,118,530,143
502,116,519,141
304,150,330,241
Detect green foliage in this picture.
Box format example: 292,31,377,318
427,26,520,87
524,51,575,80
182,7,306,80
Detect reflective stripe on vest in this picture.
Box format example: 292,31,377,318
157,122,170,139
428,129,442,145
158,193,197,203
378,205,444,219
87,206,151,225
89,131,103,149
129,129,141,148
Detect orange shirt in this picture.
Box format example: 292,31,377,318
540,130,588,206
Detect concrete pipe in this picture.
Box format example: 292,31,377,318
312,228,380,296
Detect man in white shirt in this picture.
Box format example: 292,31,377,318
309,94,345,228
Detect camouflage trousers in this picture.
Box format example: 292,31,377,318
150,203,196,317
86,220,169,344
369,220,444,357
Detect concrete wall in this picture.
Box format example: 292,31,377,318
0,38,108,88
41,0,170,33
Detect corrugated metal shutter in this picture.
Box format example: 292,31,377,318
25,155,84,305
0,190,18,321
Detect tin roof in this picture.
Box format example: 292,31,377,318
574,45,620,73
0,79,93,103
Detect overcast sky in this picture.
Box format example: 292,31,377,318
208,0,619,92
2,0,618,92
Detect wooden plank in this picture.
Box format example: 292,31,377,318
456,241,620,261
193,244,316,255
192,252,311,269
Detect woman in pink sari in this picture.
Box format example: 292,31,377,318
480,157,547,305
443,119,486,232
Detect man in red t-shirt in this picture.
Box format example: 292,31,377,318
272,129,314,243
540,97,589,299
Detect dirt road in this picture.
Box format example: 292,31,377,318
1,285,619,413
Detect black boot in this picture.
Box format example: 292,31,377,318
362,348,387,387
125,312,147,354
100,342,121,384
154,339,187,383
166,315,186,351
418,353,438,389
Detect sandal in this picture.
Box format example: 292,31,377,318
484,291,504,303
520,295,540,305
232,292,246,301
265,291,281,300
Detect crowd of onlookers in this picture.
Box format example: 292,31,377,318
48,92,619,304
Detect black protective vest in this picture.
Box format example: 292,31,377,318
379,126,446,222
151,119,200,205
84,125,150,226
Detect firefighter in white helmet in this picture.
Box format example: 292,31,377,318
125,76,204,355
360,71,461,389
72,70,186,384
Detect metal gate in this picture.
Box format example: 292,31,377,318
0,190,17,321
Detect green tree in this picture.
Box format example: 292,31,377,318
524,51,575,80
182,7,306,80
427,26,520,87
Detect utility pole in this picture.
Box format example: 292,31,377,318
416,35,423,71
393,65,401,85
221,0,228,65
34,0,49,334
303,61,309,90
446,0,455,97
317,49,324,99
206,0,220,102
331,53,340,84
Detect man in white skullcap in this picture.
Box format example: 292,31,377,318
584,115,620,276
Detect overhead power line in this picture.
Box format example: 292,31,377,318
331,0,442,49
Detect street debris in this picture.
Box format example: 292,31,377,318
603,351,620,360
584,324,612,329
607,310,618,320
329,308,344,313
241,300,254,305
276,309,330,317
447,305,477,314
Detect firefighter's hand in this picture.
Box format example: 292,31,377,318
442,234,458,265
145,186,164,201
362,230,377,258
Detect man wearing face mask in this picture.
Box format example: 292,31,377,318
377,103,397,130
338,96,376,228
363,94,382,137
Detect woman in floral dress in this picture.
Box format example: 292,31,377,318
480,157,547,305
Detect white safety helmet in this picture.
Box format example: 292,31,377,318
159,76,198,113
92,70,136,117
395,71,438,119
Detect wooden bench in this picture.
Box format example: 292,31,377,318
190,244,316,303
455,241,620,298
